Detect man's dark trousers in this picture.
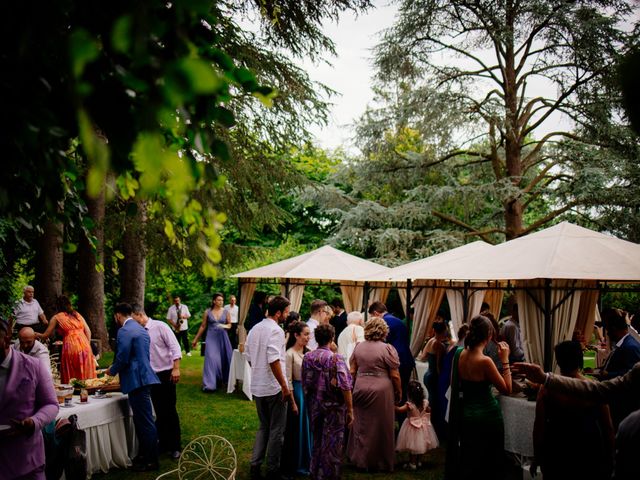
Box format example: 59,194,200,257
150,370,181,453
174,330,190,353
128,385,159,464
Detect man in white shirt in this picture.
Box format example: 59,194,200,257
337,311,365,365
245,295,296,480
306,299,329,351
224,295,239,349
13,327,50,373
166,296,192,357
13,285,48,334
132,304,183,460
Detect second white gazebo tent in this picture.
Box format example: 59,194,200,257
232,245,390,345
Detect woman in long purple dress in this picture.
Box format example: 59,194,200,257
347,316,401,472
192,293,232,392
302,324,353,480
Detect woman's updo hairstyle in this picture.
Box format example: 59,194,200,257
465,315,494,348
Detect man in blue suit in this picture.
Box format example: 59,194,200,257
108,303,160,471
601,308,640,428
368,301,415,402
602,309,640,380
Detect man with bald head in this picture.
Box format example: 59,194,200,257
0,316,58,479
13,327,51,373
13,285,48,334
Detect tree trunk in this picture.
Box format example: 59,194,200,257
120,200,147,306
77,185,108,350
34,220,64,319
502,1,524,241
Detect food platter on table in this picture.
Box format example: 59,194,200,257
69,373,121,393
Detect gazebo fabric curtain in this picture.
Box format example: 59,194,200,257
574,281,599,344
410,281,446,356
368,281,392,308
398,288,407,316
445,285,487,337
446,289,464,339
482,289,504,320
340,282,364,313
467,289,486,321
279,279,305,313
516,280,582,370
237,279,257,346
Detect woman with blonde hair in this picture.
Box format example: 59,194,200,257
347,317,401,471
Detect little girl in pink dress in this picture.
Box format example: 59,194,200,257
395,380,439,470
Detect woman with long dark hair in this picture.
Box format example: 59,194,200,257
281,321,312,476
192,293,232,391
446,315,511,480
39,295,96,383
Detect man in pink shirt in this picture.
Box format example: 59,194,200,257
132,304,183,460
0,316,58,479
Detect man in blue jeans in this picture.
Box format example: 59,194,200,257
108,302,160,471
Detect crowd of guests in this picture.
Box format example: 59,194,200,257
243,294,640,480
245,296,439,480
1,285,198,477
6,281,640,480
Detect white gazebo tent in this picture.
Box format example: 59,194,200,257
363,241,496,355
401,222,640,370
232,245,390,345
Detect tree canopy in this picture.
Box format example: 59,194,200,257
373,0,637,240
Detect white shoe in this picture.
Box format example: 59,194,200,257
403,463,416,471
187,352,192,357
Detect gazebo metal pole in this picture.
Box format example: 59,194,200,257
407,279,413,333
544,278,553,372
284,278,290,299
462,281,470,323
363,281,370,320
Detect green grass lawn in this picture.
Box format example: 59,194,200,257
94,352,444,480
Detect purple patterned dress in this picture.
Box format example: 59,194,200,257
302,346,352,480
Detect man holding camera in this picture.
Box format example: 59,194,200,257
166,296,192,357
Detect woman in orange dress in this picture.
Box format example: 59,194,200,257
39,295,96,383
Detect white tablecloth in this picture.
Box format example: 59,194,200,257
227,349,252,400
499,394,536,458
56,393,137,478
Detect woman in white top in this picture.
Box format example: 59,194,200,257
281,321,312,475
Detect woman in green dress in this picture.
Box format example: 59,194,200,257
446,315,512,480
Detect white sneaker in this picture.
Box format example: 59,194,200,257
187,352,192,357
403,463,416,471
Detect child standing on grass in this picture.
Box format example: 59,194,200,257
395,380,439,470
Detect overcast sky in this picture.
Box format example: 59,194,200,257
298,2,638,153
299,2,398,151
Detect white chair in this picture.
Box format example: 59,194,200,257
156,435,237,480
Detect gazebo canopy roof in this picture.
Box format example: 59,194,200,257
359,241,493,282
414,222,640,282
232,245,390,282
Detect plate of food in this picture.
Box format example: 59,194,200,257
71,374,121,393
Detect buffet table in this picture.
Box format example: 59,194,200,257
56,393,137,478
227,349,252,400
499,394,536,458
